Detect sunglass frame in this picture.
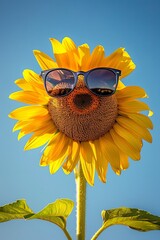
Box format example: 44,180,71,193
40,67,121,97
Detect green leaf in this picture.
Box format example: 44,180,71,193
25,198,74,229
102,207,160,231
91,207,160,240
0,199,34,222
0,199,74,240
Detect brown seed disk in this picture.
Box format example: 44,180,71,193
48,76,118,142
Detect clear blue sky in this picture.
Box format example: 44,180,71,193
0,0,160,239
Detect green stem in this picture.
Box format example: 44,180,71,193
63,228,72,240
91,226,105,240
75,162,87,240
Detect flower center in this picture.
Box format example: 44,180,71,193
73,94,92,109
48,76,118,141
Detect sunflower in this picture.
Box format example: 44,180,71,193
9,37,153,186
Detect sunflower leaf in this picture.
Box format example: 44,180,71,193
24,198,74,229
102,207,160,231
0,199,74,227
0,199,74,239
0,199,34,222
91,207,160,240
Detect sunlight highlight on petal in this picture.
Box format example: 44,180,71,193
119,151,129,170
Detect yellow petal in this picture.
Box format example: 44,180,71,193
13,120,28,132
13,115,52,133
50,38,69,68
89,45,105,69
91,140,108,183
16,130,28,140
17,130,26,140
80,142,95,186
18,70,48,96
148,110,154,117
33,50,58,70
9,106,48,120
62,37,77,52
50,38,66,54
23,69,43,85
116,86,147,100
109,129,141,160
40,133,69,166
119,151,129,170
103,48,136,79
67,52,79,71
116,116,152,143
118,100,150,113
78,44,91,71
15,78,33,91
113,122,142,151
49,154,67,174
24,132,52,150
9,91,49,105
117,80,126,90
100,134,121,175
22,70,47,97
50,38,79,70
124,113,153,129
15,75,44,94
53,51,70,68
24,124,56,150
18,119,56,141
62,38,79,70
24,119,55,135
63,140,80,174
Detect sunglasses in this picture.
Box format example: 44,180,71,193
40,67,121,97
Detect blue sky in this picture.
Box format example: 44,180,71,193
0,0,160,239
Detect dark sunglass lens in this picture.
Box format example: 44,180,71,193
87,69,117,96
45,69,75,96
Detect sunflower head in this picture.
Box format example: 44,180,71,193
9,37,153,185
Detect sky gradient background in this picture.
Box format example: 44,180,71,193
0,0,160,239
